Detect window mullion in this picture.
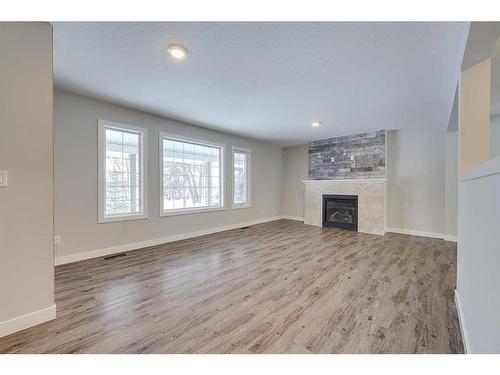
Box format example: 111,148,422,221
160,134,224,214
99,120,146,222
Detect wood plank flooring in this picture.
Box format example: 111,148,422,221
0,220,463,353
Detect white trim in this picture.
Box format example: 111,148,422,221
159,132,225,150
98,119,148,224
385,227,444,239
454,290,470,354
302,178,387,184
0,304,56,339
98,213,148,223
281,215,304,222
231,204,252,210
444,235,458,242
159,132,225,217
159,206,226,217
55,216,284,265
231,146,252,209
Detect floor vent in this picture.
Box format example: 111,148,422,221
103,253,127,260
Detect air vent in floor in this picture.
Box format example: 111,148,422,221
103,253,127,260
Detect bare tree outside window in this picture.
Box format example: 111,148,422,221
99,121,146,223
233,149,249,207
161,137,222,212
105,129,141,216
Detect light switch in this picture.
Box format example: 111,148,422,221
0,170,7,187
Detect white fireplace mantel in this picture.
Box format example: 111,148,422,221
303,178,386,235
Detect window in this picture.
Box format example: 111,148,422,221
98,120,147,223
232,147,251,208
159,133,224,215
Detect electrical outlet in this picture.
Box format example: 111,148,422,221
259,208,264,215
350,155,355,161
0,170,7,187
54,235,62,245
330,157,335,163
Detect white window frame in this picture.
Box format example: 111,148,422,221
159,132,225,217
98,119,148,223
232,146,251,209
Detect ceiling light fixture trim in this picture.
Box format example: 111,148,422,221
167,44,188,60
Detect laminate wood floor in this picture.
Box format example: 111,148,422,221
0,220,463,353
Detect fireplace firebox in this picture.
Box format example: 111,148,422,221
322,194,358,231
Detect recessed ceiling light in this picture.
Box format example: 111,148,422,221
312,121,322,128
167,44,187,60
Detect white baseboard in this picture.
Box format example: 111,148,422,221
281,215,304,222
54,219,454,265
454,290,470,354
55,216,284,265
385,227,444,240
444,235,458,242
0,304,56,339
387,228,458,242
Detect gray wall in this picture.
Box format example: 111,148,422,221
456,156,500,353
282,144,308,219
54,91,284,260
0,23,55,329
491,114,500,158
308,130,386,179
386,130,445,235
445,131,459,238
282,130,448,236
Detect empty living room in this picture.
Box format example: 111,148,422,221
1,1,499,372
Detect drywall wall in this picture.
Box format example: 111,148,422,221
445,131,459,239
385,130,445,236
460,58,491,173
491,114,500,158
282,130,447,237
308,130,385,179
54,90,283,262
0,23,55,337
456,156,500,353
282,144,308,219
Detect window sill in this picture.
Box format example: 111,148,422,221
160,206,226,217
232,203,252,210
98,214,148,224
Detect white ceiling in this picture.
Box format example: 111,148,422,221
53,22,468,146
460,22,500,116
461,22,500,71
491,36,500,115
447,86,459,132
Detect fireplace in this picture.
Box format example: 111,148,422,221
322,194,358,231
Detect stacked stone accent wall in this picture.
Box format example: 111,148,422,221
308,130,385,179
